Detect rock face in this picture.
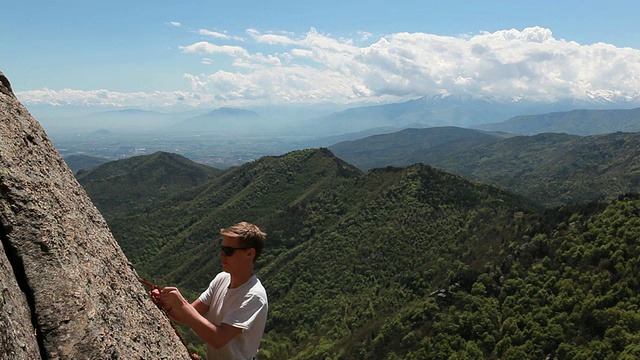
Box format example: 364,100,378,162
0,71,192,359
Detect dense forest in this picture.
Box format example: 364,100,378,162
75,138,640,359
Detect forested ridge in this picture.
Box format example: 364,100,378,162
76,151,222,219
76,144,640,359
327,126,506,171
330,130,640,208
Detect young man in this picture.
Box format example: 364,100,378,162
158,222,268,360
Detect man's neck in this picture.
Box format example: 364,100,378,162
229,269,254,289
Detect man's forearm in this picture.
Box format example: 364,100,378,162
184,311,229,349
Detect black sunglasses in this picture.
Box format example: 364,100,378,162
221,246,251,257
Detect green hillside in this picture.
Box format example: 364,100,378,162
78,148,640,359
76,151,222,219
80,148,535,358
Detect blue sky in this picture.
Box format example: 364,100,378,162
3,0,640,111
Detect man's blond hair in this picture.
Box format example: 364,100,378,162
220,222,266,263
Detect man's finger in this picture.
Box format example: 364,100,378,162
160,287,178,294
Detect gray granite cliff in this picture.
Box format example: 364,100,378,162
0,70,192,359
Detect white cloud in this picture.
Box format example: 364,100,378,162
197,29,245,41
183,74,209,91
179,41,249,57
168,21,181,27
247,29,298,45
15,87,219,109
290,49,313,58
233,53,282,69
18,27,640,108
198,29,230,39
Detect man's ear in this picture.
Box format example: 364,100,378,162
247,248,256,261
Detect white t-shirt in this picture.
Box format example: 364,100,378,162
198,272,268,360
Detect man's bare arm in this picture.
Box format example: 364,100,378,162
191,299,209,316
161,287,243,349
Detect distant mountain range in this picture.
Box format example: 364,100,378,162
290,95,562,135
49,98,640,179
35,95,640,137
270,94,640,136
474,107,640,135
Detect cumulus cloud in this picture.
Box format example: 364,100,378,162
177,26,640,104
18,27,640,108
168,21,181,27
